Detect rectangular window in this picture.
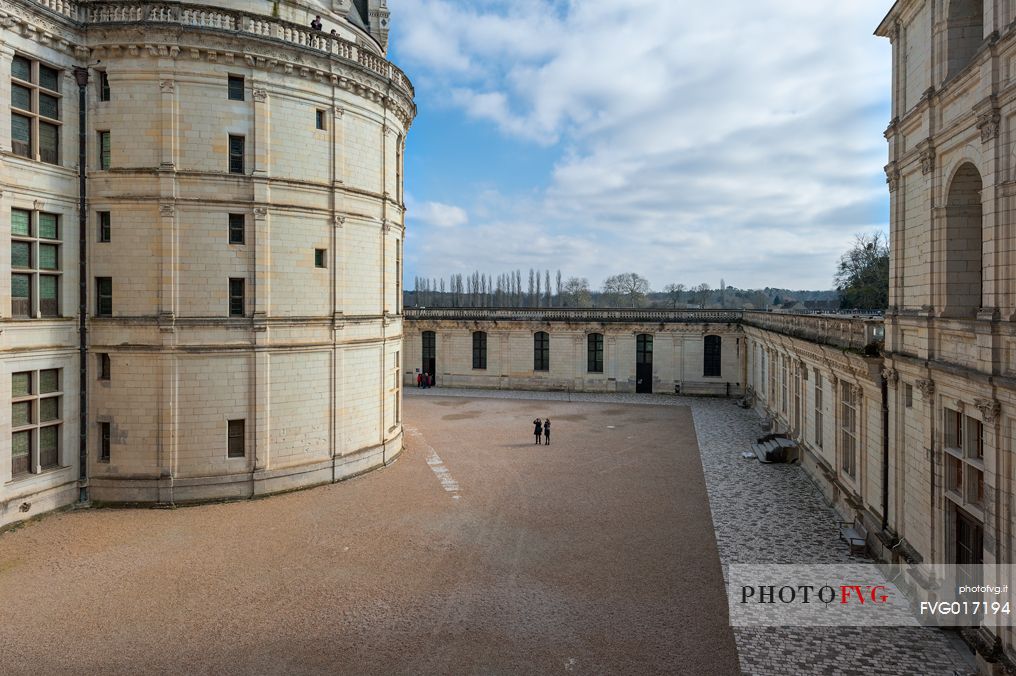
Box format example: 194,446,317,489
228,213,245,244
95,277,112,316
228,135,244,174
472,331,487,370
395,239,402,313
227,75,244,101
534,332,550,372
12,369,62,477
314,249,326,268
840,382,857,479
229,278,245,316
99,421,110,462
703,335,722,377
814,373,823,448
98,131,110,169
98,353,111,381
98,71,110,102
587,333,604,373
10,55,61,165
11,208,62,318
227,419,245,458
905,384,913,408
98,211,111,242
315,109,326,130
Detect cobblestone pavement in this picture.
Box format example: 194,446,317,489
408,388,977,675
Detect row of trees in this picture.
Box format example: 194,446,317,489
409,233,890,311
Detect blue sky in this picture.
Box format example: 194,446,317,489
389,0,892,291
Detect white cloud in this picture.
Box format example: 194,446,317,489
394,0,892,290
412,201,469,228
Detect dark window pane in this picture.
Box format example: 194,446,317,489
99,71,110,101
39,213,58,240
98,211,111,242
40,396,59,422
11,274,31,317
12,430,31,476
11,55,31,81
12,401,31,426
11,241,31,269
39,123,59,164
39,369,59,393
11,209,31,236
228,213,244,244
534,332,550,371
227,76,244,101
39,275,58,316
99,353,111,380
100,422,111,461
227,419,245,457
316,110,326,130
315,249,326,268
228,135,244,174
39,93,59,120
11,84,31,111
39,425,58,467
12,372,32,397
38,65,59,91
12,114,31,158
229,279,244,316
96,277,112,316
38,244,58,270
704,335,722,377
99,131,111,169
587,333,603,373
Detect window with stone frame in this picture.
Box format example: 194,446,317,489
95,277,112,316
814,372,824,449
703,335,721,377
840,381,857,479
472,331,487,370
228,213,245,245
587,333,604,373
97,211,111,243
11,369,62,478
944,407,985,509
780,356,788,414
228,135,245,174
98,130,110,169
534,331,550,372
229,278,245,316
227,419,245,458
11,208,61,318
99,421,110,462
793,364,802,432
10,54,61,165
98,70,110,102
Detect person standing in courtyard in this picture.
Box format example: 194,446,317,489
429,372,435,388
533,418,543,444
543,418,551,445
416,372,422,388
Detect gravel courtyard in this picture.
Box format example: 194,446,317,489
0,394,738,675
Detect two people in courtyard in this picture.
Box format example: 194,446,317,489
533,418,551,445
416,372,435,388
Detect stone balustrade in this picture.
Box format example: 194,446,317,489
741,310,884,351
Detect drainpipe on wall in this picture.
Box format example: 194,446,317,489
73,67,89,504
881,369,889,531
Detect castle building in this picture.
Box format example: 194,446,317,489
0,0,413,525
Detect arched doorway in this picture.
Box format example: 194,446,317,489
943,163,983,316
636,334,653,393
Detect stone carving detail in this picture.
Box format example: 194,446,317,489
881,367,899,388
919,145,935,175
885,163,900,192
975,398,1001,424
333,214,346,227
253,207,268,219
915,379,935,399
252,88,267,102
333,106,345,118
977,110,1001,142
159,79,174,93
159,203,174,216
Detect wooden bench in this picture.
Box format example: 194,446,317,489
839,516,868,557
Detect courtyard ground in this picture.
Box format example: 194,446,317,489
0,394,738,675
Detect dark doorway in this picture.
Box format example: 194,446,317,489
422,331,436,383
636,334,653,393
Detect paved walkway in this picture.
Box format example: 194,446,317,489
409,388,976,676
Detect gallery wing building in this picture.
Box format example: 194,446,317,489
0,0,413,525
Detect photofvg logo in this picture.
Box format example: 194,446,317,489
727,564,1016,628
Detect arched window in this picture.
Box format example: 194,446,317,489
587,333,603,373
472,331,487,370
946,0,984,80
534,331,550,372
944,163,983,316
704,335,722,377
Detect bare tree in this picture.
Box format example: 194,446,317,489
663,283,685,308
562,277,591,307
602,272,650,308
555,270,562,307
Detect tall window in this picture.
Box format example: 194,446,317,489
11,369,61,478
780,357,788,414
840,382,857,479
229,278,245,316
97,211,111,243
587,333,604,373
98,71,111,102
228,135,245,174
814,372,824,448
227,75,244,101
99,421,110,462
11,208,60,318
944,407,985,508
472,331,487,370
396,133,404,202
704,335,721,377
315,109,326,130
793,365,802,431
227,419,245,458
314,249,326,268
534,331,550,372
95,277,112,316
98,131,110,169
395,239,402,313
98,353,111,381
11,55,61,164
228,213,245,244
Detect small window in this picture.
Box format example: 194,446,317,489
229,278,245,316
227,75,244,101
228,213,245,244
472,331,487,370
95,277,112,316
315,109,326,130
98,211,111,242
98,131,111,169
227,419,245,458
98,353,111,381
905,384,913,408
314,249,326,268
99,421,110,462
98,71,110,102
228,135,244,174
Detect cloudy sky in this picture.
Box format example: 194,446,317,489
388,0,892,292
